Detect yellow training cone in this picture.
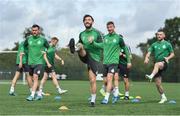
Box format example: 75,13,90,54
135,96,142,99
59,106,69,110
44,93,50,96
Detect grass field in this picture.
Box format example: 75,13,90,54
0,80,180,115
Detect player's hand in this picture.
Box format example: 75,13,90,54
18,63,23,68
61,60,64,65
119,52,123,56
47,63,52,68
144,58,149,64
88,36,94,43
164,57,169,63
127,63,132,69
76,43,83,50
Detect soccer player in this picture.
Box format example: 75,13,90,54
9,41,33,96
69,14,104,107
23,24,49,101
144,30,175,103
37,37,67,98
117,45,132,100
88,21,131,104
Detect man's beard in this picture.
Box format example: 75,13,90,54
84,23,92,29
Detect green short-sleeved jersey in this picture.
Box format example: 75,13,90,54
93,32,130,64
148,40,174,62
24,35,49,65
46,45,56,65
119,46,131,65
79,28,103,62
16,41,28,64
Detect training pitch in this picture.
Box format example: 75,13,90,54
0,81,180,115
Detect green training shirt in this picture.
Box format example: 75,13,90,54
79,28,103,62
119,46,132,65
24,35,49,65
46,45,56,66
16,41,28,64
92,32,131,64
148,40,174,62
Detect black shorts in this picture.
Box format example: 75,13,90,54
78,53,104,76
16,64,29,73
29,64,43,77
118,64,129,78
154,60,168,78
44,66,55,73
103,64,118,77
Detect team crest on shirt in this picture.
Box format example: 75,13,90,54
88,36,94,41
37,40,42,44
113,39,117,43
162,45,166,49
105,39,108,43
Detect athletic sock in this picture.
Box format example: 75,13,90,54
91,94,96,103
104,92,110,101
57,86,62,93
125,91,129,97
161,93,166,99
149,73,155,79
10,86,14,93
30,91,35,98
113,87,119,97
37,91,42,97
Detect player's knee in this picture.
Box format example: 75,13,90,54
90,77,96,83
155,80,161,86
124,80,129,85
114,75,119,80
114,77,119,81
33,75,38,80
107,76,113,81
155,63,160,67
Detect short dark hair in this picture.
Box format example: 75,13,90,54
106,21,115,26
156,28,165,35
83,14,94,22
51,37,59,42
32,24,40,29
157,28,164,33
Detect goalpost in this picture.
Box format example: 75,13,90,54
0,51,26,85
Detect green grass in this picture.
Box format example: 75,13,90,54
0,81,180,115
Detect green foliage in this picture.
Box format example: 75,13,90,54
138,17,180,54
130,54,151,81
55,48,88,80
